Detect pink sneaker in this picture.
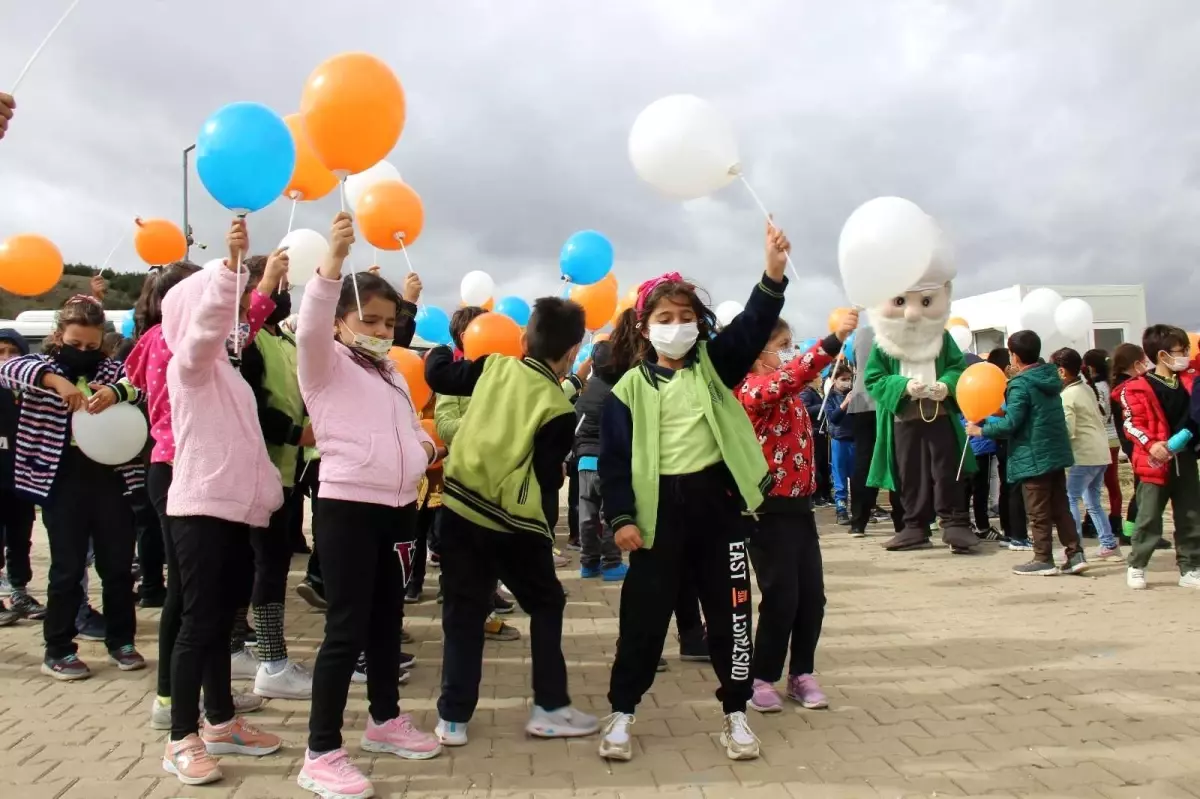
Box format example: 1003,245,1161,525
787,674,829,709
298,749,374,799
361,714,443,760
748,679,783,713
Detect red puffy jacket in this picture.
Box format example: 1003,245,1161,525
1115,363,1197,486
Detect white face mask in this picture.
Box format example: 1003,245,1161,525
1165,354,1190,372
648,322,699,360
772,346,798,365
340,323,392,361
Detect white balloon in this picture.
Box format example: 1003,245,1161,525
279,229,329,286
1018,288,1063,339
72,404,147,466
460,270,495,307
837,197,940,309
344,161,402,214
1054,297,1094,340
715,300,744,327
949,325,973,352
628,95,740,200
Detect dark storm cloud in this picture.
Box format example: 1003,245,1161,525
2,0,1198,331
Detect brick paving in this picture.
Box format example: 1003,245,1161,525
2,507,1199,798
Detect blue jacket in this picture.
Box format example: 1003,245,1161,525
962,414,998,455
800,386,824,426
822,389,854,440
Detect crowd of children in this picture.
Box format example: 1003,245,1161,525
4,198,1200,797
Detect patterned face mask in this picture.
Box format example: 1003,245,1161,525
226,322,251,363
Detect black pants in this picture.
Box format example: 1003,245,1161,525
0,487,35,589
147,463,182,698
567,459,580,544
132,484,164,594
171,515,247,739
966,452,994,531
250,491,294,663
849,412,878,530
996,443,1028,540
675,565,703,635
285,465,309,553
301,460,323,587
609,465,754,715
748,507,824,681
409,502,437,594
40,449,136,659
893,417,971,534
438,509,568,723
813,432,832,503
309,498,414,753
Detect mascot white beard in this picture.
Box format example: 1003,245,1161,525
871,288,952,363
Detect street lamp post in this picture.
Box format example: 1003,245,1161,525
182,143,196,255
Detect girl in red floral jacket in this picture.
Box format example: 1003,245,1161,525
736,311,856,713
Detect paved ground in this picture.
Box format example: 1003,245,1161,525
2,506,1199,799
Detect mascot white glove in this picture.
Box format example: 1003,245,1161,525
905,379,928,399
927,382,948,401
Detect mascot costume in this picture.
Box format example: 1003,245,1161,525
863,247,978,553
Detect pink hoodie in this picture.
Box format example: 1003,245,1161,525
297,274,432,507
126,292,275,464
161,267,283,526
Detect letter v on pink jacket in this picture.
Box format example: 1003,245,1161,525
297,274,432,507
161,266,283,526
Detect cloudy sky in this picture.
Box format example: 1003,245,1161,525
2,0,1199,333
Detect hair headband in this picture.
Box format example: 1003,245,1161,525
634,272,684,314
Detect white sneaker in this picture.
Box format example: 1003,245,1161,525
254,661,313,700
230,647,260,680
149,698,172,730
1127,567,1148,590
435,718,468,746
597,712,634,761
151,692,265,730
525,705,599,738
1179,570,1200,588
720,711,760,760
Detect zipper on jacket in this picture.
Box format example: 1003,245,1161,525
518,471,531,505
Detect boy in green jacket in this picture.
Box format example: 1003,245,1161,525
968,331,1088,577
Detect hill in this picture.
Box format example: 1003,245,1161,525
0,264,143,319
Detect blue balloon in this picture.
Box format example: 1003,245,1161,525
573,342,594,373
560,230,614,286
495,296,531,327
799,337,819,352
414,306,452,346
844,331,857,365
196,102,296,213
120,314,135,338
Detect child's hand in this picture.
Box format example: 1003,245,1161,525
836,308,859,341
1150,441,1172,462
402,272,422,304
965,422,983,437
260,247,290,294
764,219,791,282
299,425,316,448
226,218,249,271
421,441,436,464
840,393,852,411
0,92,14,140
86,384,118,414
330,212,355,260
615,525,644,552
90,275,109,301
43,373,85,412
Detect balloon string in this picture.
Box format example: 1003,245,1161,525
97,228,128,277
339,180,346,214
738,174,801,284
233,250,244,357
2,376,62,400
350,269,364,321
955,438,970,481
287,199,297,234
398,239,415,273
11,0,83,93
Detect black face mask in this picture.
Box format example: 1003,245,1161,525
266,291,292,326
56,345,104,378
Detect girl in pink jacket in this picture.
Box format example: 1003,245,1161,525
296,213,441,799
157,219,283,786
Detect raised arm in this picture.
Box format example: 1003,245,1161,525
297,213,355,396
424,346,488,397
174,219,249,380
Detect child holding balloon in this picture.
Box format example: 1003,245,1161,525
0,295,145,680
296,212,442,799
597,222,791,763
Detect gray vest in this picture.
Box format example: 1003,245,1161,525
847,326,876,414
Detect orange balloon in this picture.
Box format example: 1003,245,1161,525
957,362,1007,422
571,273,619,332
421,418,445,468
357,181,424,250
610,289,636,328
459,297,494,311
946,316,969,330
463,312,523,360
828,307,851,333
133,218,187,266
1188,332,1200,355
0,234,64,297
283,113,338,201
300,53,406,176
388,346,431,410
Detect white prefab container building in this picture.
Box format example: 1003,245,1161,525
949,284,1147,357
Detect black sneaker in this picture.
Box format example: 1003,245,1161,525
404,587,422,605
296,580,327,610
137,587,167,609
1013,560,1059,576
10,590,47,620
401,628,414,645
835,510,851,526
1081,514,1098,539
429,552,441,569
1063,551,1090,575
871,507,892,523
42,653,91,681
975,526,1005,543
492,592,515,615
352,652,412,685
76,608,106,642
0,601,18,627
678,627,710,662
1156,539,1173,550
399,651,416,671
108,644,147,671
656,657,668,673
848,527,867,539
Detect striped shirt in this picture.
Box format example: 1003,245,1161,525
0,354,144,501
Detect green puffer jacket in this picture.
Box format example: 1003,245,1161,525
982,362,1074,482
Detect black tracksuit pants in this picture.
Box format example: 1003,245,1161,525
748,506,825,681
438,508,569,724
40,448,136,660
250,490,294,663
147,463,182,698
308,498,414,753
609,464,754,715
0,486,35,590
